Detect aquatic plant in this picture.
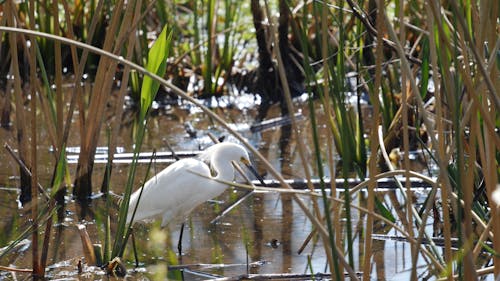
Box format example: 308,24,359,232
0,0,498,280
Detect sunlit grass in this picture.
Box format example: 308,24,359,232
0,0,498,280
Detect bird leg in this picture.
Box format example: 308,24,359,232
131,229,140,267
177,222,185,260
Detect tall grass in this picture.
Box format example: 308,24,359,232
280,0,498,279
0,0,499,280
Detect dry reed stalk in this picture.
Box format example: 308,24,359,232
374,1,419,254
6,0,39,276
27,0,43,277
74,0,125,199
461,50,479,281
36,87,58,148
74,0,138,200
424,0,461,224
424,2,453,279
483,84,499,277
465,0,499,275
0,9,10,128
378,0,487,274
264,1,355,278
77,224,97,265
361,0,385,278
472,217,493,260
6,0,32,205
396,1,418,278
318,2,339,277
53,0,64,148
325,134,339,273
102,0,142,192
74,0,106,146
56,0,87,152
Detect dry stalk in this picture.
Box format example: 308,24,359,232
396,1,419,278
263,0,344,278
378,126,444,272
77,224,97,265
102,0,143,192
6,0,32,204
74,0,139,200
319,1,340,276
424,2,453,279
53,0,64,147
55,0,90,155
361,0,384,278
74,0,126,199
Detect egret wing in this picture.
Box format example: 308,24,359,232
126,158,211,224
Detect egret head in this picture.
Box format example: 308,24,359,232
199,142,263,182
200,142,249,164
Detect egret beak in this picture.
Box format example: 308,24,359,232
241,158,266,186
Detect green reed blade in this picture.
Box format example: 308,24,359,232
420,38,430,98
112,25,172,259
50,147,67,197
375,196,396,223
140,25,172,120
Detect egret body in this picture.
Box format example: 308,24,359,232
126,142,253,227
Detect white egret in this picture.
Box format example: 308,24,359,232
126,142,258,227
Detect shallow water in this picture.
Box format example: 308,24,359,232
0,97,453,280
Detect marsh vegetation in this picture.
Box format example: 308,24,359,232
0,0,499,280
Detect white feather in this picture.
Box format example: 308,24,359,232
126,142,250,227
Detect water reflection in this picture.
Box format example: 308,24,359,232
279,123,294,273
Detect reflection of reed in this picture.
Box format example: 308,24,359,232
281,193,293,273
250,192,264,275
280,124,293,273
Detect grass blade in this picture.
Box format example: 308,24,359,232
140,25,172,120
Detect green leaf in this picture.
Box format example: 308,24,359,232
420,38,430,98
140,25,172,120
375,196,396,223
51,148,67,197
480,240,500,257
